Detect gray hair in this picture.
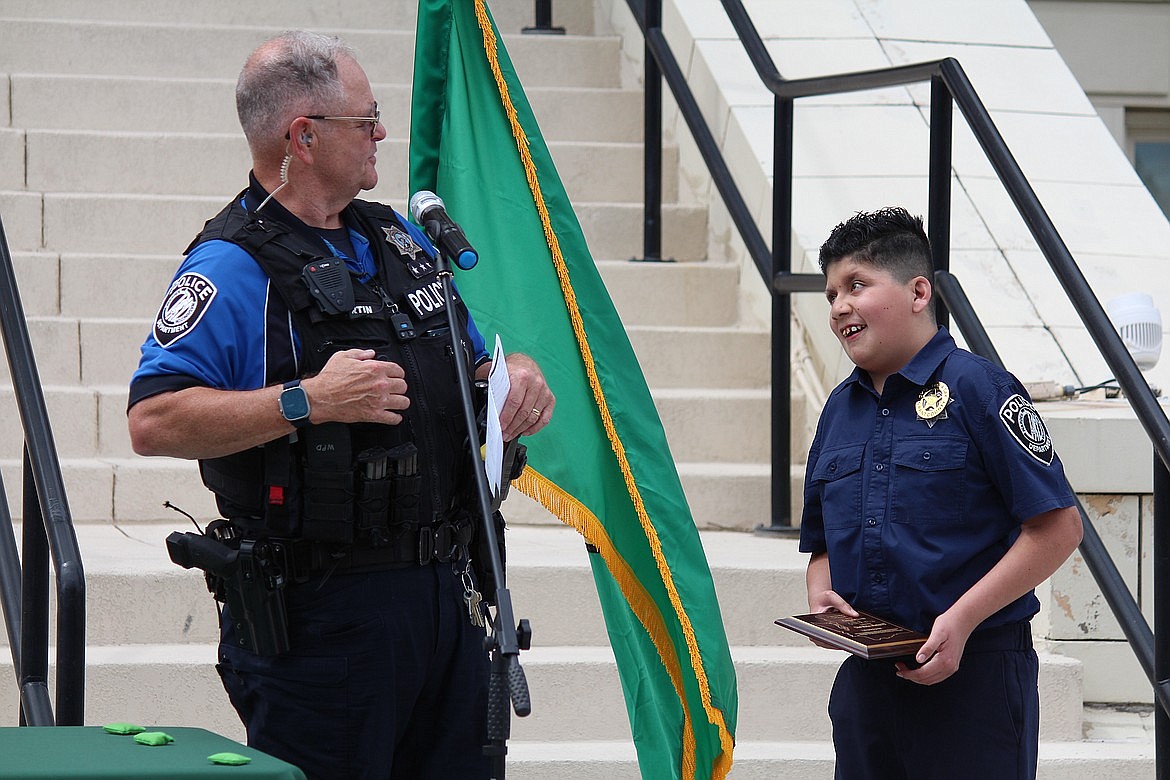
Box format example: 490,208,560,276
236,30,355,148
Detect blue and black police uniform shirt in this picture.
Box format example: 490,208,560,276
129,182,488,403
799,328,1076,634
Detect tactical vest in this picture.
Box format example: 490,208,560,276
194,192,480,550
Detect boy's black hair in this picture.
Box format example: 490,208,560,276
818,206,933,283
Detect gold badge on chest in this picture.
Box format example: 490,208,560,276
915,381,951,428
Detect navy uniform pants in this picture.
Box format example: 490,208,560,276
828,622,1038,780
217,562,490,780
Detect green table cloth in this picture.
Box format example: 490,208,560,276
0,727,306,779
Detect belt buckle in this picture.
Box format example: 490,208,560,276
417,527,434,566
434,523,457,563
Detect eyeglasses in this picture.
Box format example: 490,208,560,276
304,105,382,139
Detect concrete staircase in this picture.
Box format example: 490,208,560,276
0,0,1154,776
0,0,790,532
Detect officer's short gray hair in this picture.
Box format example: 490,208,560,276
236,30,355,147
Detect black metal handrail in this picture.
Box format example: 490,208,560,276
942,268,1170,717
626,0,1170,761
0,216,85,726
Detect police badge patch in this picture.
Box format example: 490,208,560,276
999,393,1055,465
383,224,420,259
153,272,217,347
915,381,950,428
383,224,435,278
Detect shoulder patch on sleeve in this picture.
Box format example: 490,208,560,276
998,393,1054,465
153,272,217,347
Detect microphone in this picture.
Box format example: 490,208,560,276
409,190,479,271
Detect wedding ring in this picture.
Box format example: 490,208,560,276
530,408,542,418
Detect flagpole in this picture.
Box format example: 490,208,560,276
433,257,532,779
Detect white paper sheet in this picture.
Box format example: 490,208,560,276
484,336,510,496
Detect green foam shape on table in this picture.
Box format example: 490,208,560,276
133,731,175,746
208,752,253,766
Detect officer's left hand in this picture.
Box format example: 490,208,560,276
894,610,973,685
497,353,555,440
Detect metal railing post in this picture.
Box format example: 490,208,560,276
1156,454,1170,777
0,477,20,671
1,211,86,726
927,75,953,329
522,0,564,34
763,95,797,535
639,0,664,262
19,450,52,726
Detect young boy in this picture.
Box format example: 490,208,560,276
799,207,1083,779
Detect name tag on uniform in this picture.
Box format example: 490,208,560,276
405,280,453,319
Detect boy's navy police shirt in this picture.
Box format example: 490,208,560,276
129,184,488,402
799,328,1075,634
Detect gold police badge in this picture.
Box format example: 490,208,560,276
915,381,950,427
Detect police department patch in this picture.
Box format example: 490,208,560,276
153,272,217,347
999,393,1054,465
405,279,449,319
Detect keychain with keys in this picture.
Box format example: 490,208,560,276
459,563,485,628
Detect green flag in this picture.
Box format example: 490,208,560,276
408,2,737,777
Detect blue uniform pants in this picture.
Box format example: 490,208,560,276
828,622,1038,780
217,562,490,780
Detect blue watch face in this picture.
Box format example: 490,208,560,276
280,385,310,422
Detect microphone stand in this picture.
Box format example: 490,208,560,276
434,255,531,780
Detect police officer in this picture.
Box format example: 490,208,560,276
800,208,1082,779
128,31,554,779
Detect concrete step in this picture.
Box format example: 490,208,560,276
0,129,22,190
600,260,739,325
9,75,644,143
3,524,811,649
4,316,773,392
0,641,1091,750
628,325,770,389
0,383,773,465
654,388,769,463
0,191,43,252
11,254,728,327
0,457,219,525
0,21,621,88
15,271,774,400
21,131,674,205
0,386,101,458
495,739,1157,780
0,316,173,387
507,460,809,533
673,461,802,533
0,0,598,36
0,454,791,531
3,194,708,262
